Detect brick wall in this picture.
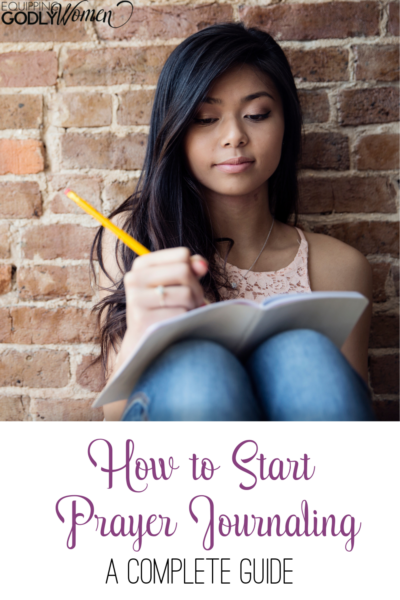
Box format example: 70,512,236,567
0,0,398,420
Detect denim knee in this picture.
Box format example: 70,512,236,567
246,328,374,421
122,338,262,421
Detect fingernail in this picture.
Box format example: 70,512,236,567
198,260,208,269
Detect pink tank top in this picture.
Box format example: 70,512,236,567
216,227,312,303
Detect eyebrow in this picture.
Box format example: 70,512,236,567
202,91,275,104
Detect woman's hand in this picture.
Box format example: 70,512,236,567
123,247,208,340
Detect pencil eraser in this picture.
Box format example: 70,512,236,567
64,188,71,194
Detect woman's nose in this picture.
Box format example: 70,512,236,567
220,116,248,147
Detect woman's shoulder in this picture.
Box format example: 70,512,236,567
301,229,372,297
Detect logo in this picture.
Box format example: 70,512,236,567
1,1,134,28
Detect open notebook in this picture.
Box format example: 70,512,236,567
93,291,368,408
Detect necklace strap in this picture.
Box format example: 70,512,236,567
241,217,275,280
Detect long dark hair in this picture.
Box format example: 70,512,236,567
87,22,303,380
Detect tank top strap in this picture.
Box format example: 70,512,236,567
294,227,312,291
295,226,306,245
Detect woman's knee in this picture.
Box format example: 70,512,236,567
124,338,261,421
246,329,373,421
248,329,339,378
150,338,246,384
256,328,335,356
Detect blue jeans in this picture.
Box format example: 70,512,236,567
121,329,374,422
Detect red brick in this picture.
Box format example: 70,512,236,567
63,46,173,87
21,224,97,260
104,179,139,211
0,140,45,175
96,3,233,40
0,51,57,87
29,397,103,421
370,354,399,395
61,132,147,170
0,7,89,42
0,181,42,218
0,94,43,129
49,93,112,128
0,265,12,294
372,400,399,421
355,134,399,170
370,262,391,302
311,221,399,257
298,90,330,124
298,176,396,214
286,47,349,82
0,306,98,344
390,264,399,295
0,349,70,388
17,265,94,300
387,3,400,36
239,2,379,41
0,308,11,341
76,355,106,393
298,179,333,213
49,174,102,214
354,45,399,81
0,395,30,421
370,313,399,348
338,87,399,125
117,90,155,126
301,133,350,170
0,223,10,258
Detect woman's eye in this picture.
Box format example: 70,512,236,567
193,118,217,125
247,112,271,121
193,111,271,125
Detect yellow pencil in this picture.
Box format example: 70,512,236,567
64,189,151,256
64,189,210,305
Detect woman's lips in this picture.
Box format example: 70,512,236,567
214,161,254,173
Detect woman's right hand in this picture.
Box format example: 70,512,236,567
123,247,209,341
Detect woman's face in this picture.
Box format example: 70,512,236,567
183,64,285,201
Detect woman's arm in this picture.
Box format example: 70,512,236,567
337,253,372,383
97,214,209,421
306,231,373,383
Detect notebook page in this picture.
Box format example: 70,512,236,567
238,291,368,356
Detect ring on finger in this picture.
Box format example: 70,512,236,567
155,285,166,307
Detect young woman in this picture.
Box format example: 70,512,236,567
89,22,374,422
